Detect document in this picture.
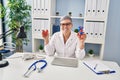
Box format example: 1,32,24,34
83,60,115,75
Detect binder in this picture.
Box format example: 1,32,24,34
84,22,90,38
44,0,49,15
33,0,37,16
91,0,97,17
93,22,99,38
83,61,116,75
32,19,38,36
98,22,104,39
41,20,44,30
44,19,49,30
38,19,43,38
37,0,41,15
96,0,102,17
86,0,92,17
101,0,107,17
89,22,94,38
52,25,60,34
41,0,45,14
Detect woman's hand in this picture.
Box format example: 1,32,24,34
77,33,86,42
77,32,86,49
42,30,49,45
42,30,49,38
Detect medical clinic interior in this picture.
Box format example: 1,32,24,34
0,0,120,80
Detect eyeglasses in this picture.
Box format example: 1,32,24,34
60,22,72,26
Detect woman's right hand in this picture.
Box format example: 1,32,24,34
42,29,49,40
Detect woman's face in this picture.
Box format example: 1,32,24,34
60,19,73,34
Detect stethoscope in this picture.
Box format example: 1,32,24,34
24,59,47,78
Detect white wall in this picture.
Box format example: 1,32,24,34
103,0,120,66
23,0,32,52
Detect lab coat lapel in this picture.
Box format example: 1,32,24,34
66,31,75,47
59,31,65,46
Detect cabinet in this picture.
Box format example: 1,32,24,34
32,0,110,59
84,0,110,59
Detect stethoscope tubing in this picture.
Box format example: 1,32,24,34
28,59,47,71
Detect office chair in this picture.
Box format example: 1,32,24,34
0,42,16,59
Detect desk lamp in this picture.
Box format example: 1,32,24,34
17,26,27,38
0,26,27,68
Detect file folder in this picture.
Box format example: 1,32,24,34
101,0,107,17
41,0,45,14
83,61,115,75
52,25,60,34
44,0,49,15
96,0,102,17
91,0,97,17
37,0,41,15
84,22,90,38
86,0,92,17
44,19,49,30
89,22,94,38
93,22,99,38
32,19,38,35
33,0,37,15
98,22,104,39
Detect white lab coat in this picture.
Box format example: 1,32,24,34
45,31,85,59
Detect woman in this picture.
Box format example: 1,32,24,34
42,15,86,59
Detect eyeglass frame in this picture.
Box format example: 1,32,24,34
60,22,72,27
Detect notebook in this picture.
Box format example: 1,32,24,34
83,60,116,75
51,57,78,67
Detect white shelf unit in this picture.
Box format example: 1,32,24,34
32,0,110,59
32,0,51,52
84,0,110,59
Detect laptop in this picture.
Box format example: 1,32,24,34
51,57,78,68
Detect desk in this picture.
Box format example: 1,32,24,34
0,53,120,80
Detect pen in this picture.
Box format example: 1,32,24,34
94,64,98,70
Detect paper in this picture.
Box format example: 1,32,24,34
83,60,115,74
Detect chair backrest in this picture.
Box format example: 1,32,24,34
2,42,16,52
0,42,16,58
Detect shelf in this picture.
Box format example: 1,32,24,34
83,55,100,61
50,16,84,19
32,15,50,19
85,38,104,44
84,17,106,22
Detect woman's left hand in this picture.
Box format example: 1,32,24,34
77,32,86,43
